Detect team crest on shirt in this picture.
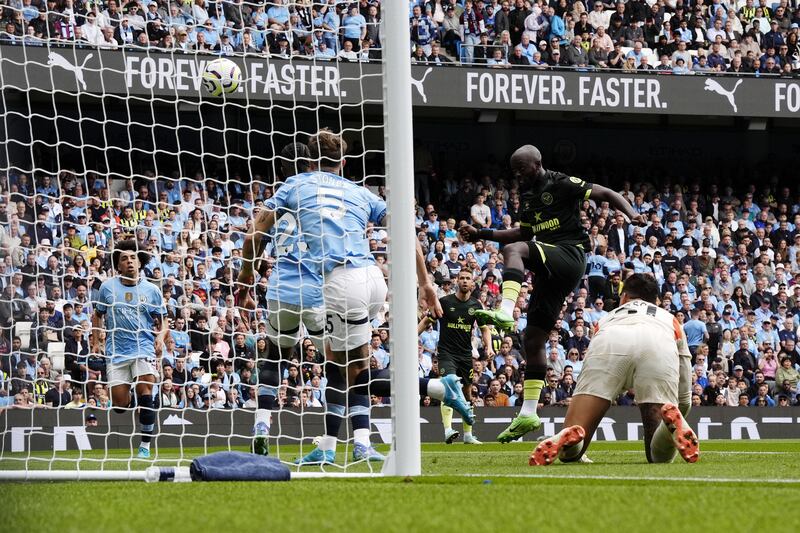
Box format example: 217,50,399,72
541,192,553,205
140,295,147,303
468,308,475,315
124,292,133,302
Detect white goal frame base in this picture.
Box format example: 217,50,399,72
0,468,384,482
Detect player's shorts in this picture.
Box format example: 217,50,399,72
437,351,474,384
324,265,387,352
107,358,157,387
573,325,680,405
266,299,326,351
525,242,586,331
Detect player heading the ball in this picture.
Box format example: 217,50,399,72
238,129,473,466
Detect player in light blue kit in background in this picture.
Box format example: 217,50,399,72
91,238,168,459
238,129,472,466
586,246,608,301
238,142,326,456
682,308,709,360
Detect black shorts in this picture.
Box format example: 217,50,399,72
525,242,586,331
437,352,474,384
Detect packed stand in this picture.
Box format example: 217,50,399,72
0,156,798,412
0,0,383,60
1,0,797,74
0,170,343,412
410,144,800,409
410,0,800,74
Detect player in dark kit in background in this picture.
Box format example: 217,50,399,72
460,145,647,443
419,269,493,444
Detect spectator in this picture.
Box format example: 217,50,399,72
428,41,452,65
565,35,589,66
508,44,531,65
487,47,509,67
776,358,800,389
470,194,491,228
487,379,510,406
63,388,85,409
441,5,462,56
472,31,493,63
638,55,654,70
461,0,485,64
337,39,358,61
749,383,775,406
410,3,436,56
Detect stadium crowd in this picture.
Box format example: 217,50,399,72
1,148,800,414
0,0,797,74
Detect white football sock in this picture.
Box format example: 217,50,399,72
650,422,678,464
318,435,337,452
255,409,271,430
354,428,371,448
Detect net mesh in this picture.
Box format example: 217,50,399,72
0,3,396,474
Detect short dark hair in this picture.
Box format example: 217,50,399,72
620,273,659,304
280,141,310,176
112,238,149,271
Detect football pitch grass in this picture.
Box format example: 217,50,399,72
5,440,800,532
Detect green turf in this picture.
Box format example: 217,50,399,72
5,441,800,532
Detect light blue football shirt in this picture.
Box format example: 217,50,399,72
95,277,166,364
264,190,324,308
269,172,386,275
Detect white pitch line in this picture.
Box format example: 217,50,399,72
454,473,800,484
425,450,798,456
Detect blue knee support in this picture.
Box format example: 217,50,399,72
348,393,370,431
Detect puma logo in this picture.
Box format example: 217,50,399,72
47,52,94,91
703,78,743,113
411,67,433,103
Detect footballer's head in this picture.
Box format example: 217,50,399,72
510,144,543,181
620,273,659,304
309,128,347,172
456,269,473,293
112,238,149,277
280,141,310,177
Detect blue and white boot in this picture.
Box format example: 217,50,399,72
440,374,475,426
294,447,335,465
352,443,386,462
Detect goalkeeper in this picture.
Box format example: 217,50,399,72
91,239,168,459
531,274,699,466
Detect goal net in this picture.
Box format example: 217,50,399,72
0,1,419,480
